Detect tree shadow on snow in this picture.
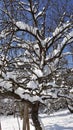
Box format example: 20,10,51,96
40,110,71,119
49,110,71,118
45,124,73,130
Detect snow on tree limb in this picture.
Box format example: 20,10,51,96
16,21,38,36
0,21,39,41
45,29,73,63
46,21,73,48
57,91,73,102
0,29,10,39
0,0,73,104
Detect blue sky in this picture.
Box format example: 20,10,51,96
0,0,73,68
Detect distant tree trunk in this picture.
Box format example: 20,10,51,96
0,122,2,130
23,102,30,130
23,103,27,130
26,104,30,130
31,102,42,130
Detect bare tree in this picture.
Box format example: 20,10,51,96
0,0,73,130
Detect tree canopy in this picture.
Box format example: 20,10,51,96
0,0,73,104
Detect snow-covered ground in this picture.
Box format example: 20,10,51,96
0,109,73,130
41,109,73,130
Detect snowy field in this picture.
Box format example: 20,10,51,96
0,109,73,130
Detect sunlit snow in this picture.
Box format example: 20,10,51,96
27,80,38,89
16,21,37,36
0,109,73,130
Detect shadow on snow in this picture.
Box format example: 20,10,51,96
45,124,73,130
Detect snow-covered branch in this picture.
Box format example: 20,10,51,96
0,29,11,39
15,21,38,36
46,22,73,48
57,91,73,101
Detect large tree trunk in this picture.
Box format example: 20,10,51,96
31,102,42,130
23,102,30,130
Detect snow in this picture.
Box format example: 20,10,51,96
43,65,51,76
27,80,38,89
61,30,73,46
68,105,73,111
40,109,73,130
0,80,12,91
33,68,43,77
0,30,7,39
0,109,73,130
16,21,38,35
53,49,58,55
31,74,37,80
53,22,71,37
19,1,30,6
6,71,17,80
45,21,72,47
0,28,11,39
15,87,25,96
47,82,58,87
17,62,24,66
34,44,39,49
36,10,45,19
62,52,73,57
33,44,40,55
0,116,35,130
70,88,73,93
15,87,43,103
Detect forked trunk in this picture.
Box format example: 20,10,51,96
31,102,42,130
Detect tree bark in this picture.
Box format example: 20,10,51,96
26,104,30,130
23,102,30,130
23,103,27,130
0,122,2,130
31,102,42,130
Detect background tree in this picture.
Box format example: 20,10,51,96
0,0,73,130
